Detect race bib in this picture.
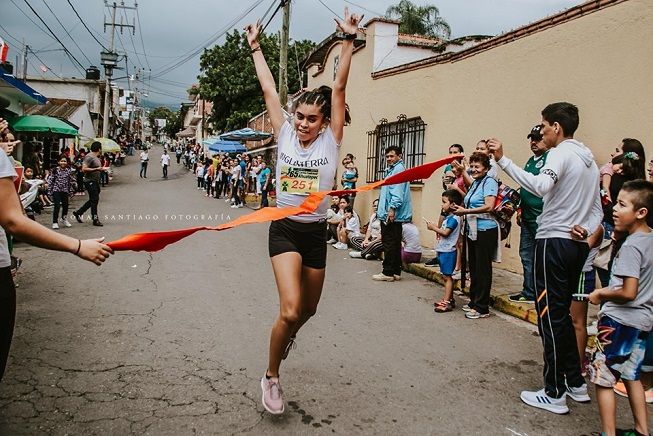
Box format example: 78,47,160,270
280,165,320,195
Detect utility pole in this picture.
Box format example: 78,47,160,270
101,1,135,138
21,43,28,80
278,0,290,110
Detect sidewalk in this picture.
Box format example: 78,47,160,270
405,255,599,331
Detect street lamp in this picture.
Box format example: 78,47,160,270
100,50,120,138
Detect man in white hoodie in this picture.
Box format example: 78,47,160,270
488,102,602,414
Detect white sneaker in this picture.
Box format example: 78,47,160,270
237,204,243,208
349,251,362,258
326,238,337,244
452,270,462,280
372,273,395,282
566,383,591,403
520,389,569,414
51,223,59,229
333,242,348,250
62,218,72,228
230,204,238,208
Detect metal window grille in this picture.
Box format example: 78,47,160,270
366,114,426,183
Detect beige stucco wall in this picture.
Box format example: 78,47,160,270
306,0,653,273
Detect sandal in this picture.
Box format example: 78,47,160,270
434,300,453,313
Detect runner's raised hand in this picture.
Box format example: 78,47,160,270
244,20,262,49
335,7,363,35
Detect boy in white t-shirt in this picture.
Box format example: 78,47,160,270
426,189,463,313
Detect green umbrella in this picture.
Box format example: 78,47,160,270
11,115,78,136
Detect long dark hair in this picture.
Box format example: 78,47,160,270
618,138,646,180
293,86,351,125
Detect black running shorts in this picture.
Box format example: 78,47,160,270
268,218,327,269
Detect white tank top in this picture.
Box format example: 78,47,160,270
275,120,340,223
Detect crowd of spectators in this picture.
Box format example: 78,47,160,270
178,140,274,209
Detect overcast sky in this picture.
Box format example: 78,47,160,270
2,0,584,108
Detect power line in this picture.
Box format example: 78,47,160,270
9,0,55,41
20,0,86,72
28,47,63,78
315,0,343,20
40,0,92,65
0,23,23,46
67,0,108,51
150,0,267,78
122,7,144,71
135,7,151,70
342,0,383,17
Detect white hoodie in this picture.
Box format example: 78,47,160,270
497,139,602,240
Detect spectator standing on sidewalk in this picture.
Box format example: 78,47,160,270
139,148,149,178
175,145,182,164
72,142,104,227
509,124,550,303
246,7,359,415
373,145,413,282
259,161,272,207
451,152,499,320
47,156,76,229
161,150,171,179
427,189,463,313
489,102,602,414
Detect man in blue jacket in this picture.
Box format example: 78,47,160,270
373,146,413,282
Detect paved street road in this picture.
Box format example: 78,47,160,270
0,148,635,435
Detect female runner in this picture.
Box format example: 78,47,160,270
245,7,361,414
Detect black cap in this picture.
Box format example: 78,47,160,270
527,124,543,140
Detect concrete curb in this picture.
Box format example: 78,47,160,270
405,263,539,326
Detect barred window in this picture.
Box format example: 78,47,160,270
366,115,426,183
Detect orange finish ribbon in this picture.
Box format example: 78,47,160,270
107,154,460,252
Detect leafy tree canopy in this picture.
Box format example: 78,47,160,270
149,106,181,137
386,0,451,39
197,29,315,133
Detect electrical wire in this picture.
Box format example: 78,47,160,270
315,0,343,20
40,0,93,65
149,0,267,78
8,0,53,41
122,7,145,71
0,23,23,46
28,47,63,78
66,0,108,51
135,7,152,70
342,0,383,17
19,0,86,72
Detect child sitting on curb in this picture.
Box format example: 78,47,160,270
426,189,463,313
587,180,653,436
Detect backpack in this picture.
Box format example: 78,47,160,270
493,182,520,240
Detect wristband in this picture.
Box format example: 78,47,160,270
74,239,81,256
337,32,357,41
250,46,261,54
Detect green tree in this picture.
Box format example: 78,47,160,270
149,106,180,137
386,0,451,39
198,30,315,133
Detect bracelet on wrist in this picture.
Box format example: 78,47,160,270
250,46,261,54
337,32,357,41
74,239,81,256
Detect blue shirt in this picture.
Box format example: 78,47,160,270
436,214,461,252
377,159,412,223
464,176,498,230
258,167,271,184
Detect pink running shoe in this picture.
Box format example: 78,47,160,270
260,374,285,414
